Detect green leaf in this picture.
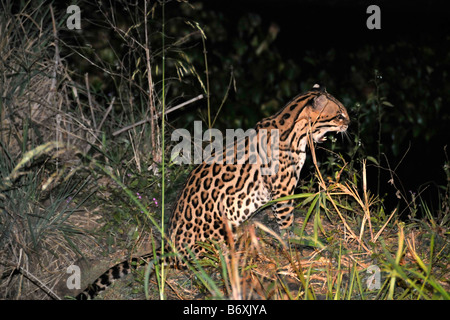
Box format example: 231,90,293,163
367,156,379,165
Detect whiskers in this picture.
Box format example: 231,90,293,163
340,129,352,143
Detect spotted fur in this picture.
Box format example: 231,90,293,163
76,84,349,299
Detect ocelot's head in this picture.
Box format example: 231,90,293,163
305,84,350,143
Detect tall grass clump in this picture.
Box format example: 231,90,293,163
0,2,100,298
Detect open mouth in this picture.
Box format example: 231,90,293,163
317,135,327,143
315,132,328,143
315,130,343,143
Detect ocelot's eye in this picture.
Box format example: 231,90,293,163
337,114,346,120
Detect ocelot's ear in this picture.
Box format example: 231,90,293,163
312,83,326,93
313,94,328,110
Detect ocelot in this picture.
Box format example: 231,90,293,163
76,84,349,299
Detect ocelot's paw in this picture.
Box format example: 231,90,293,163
280,227,296,240
280,227,307,249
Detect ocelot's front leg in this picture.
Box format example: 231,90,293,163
271,197,295,230
270,181,298,240
263,157,300,237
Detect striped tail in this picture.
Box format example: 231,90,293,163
75,250,159,300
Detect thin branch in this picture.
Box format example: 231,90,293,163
4,261,61,300
158,94,204,117
84,73,97,130
97,96,115,131
112,94,203,136
48,5,59,97
144,0,160,164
